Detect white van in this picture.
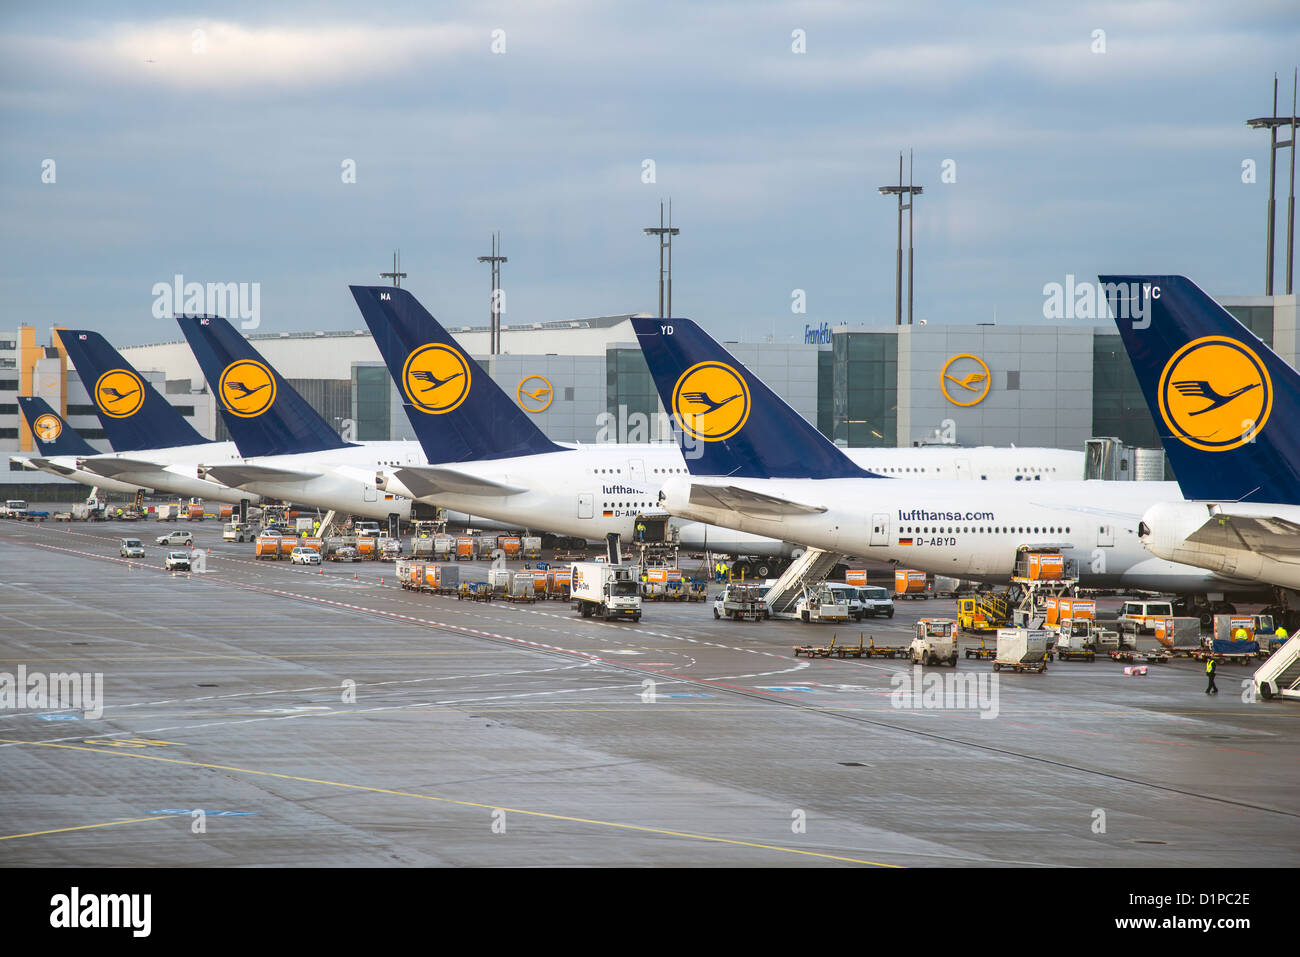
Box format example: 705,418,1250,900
1120,600,1174,635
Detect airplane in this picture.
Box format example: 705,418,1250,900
174,313,419,523
1102,274,1300,600
57,330,263,506
350,284,1085,562
630,314,1269,602
9,396,145,495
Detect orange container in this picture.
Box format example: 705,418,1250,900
357,536,376,558
300,537,323,553
1026,553,1064,581
218,504,233,520
277,537,297,556
894,569,927,594
187,503,204,521
532,569,548,594
456,537,474,559
501,537,521,559
845,569,867,586
255,536,281,559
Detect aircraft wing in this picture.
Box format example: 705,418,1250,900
202,464,322,487
1186,513,1300,560
391,466,526,498
687,483,827,517
78,456,170,479
25,457,74,476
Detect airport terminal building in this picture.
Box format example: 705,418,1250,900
3,292,1296,491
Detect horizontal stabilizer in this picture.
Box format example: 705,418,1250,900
688,482,827,517
1187,514,1300,559
27,457,75,476
202,464,321,487
79,456,170,479
392,466,526,498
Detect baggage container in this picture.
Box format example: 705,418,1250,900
455,537,474,560
1045,597,1095,628
500,537,521,559
356,536,377,560
522,536,542,558
844,569,867,586
893,569,928,598
299,537,324,553
476,534,496,559
508,571,535,601
255,535,283,560
995,628,1051,671
489,567,513,596
218,504,233,520
1154,616,1202,651
409,534,434,557
531,569,549,596
1023,553,1064,581
396,560,425,590
547,569,572,600
424,563,459,593
433,535,454,560
277,536,297,557
186,502,205,521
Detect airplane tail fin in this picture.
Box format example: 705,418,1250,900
630,317,874,479
1102,274,1300,504
176,313,350,458
56,329,206,451
350,285,564,461
18,396,97,456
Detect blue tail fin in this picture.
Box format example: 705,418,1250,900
1102,274,1300,504
18,397,97,456
56,329,206,451
176,314,351,458
349,286,565,461
631,317,874,479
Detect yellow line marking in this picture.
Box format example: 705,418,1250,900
0,737,898,867
0,815,170,841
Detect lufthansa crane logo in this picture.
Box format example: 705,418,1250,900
218,359,277,418
94,369,145,418
1158,335,1272,452
33,413,62,441
517,375,553,413
940,354,991,407
671,361,750,442
402,343,471,415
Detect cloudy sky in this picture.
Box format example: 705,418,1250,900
2,1,1297,347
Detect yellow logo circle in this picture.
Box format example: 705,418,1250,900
517,375,553,413
940,354,991,407
94,369,145,418
402,343,471,414
33,413,62,441
1157,335,1271,452
671,361,751,442
218,359,277,418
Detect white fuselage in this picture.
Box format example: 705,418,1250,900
1140,501,1300,591
379,444,1084,546
660,474,1262,595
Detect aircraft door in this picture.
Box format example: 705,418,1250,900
363,484,377,503
577,492,594,519
628,459,646,484
870,512,889,546
1098,523,1114,547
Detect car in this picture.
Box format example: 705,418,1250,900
291,546,322,565
858,585,896,619
331,545,359,562
156,530,194,547
164,550,192,571
119,538,145,558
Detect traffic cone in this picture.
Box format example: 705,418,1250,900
380,576,384,585
353,571,358,580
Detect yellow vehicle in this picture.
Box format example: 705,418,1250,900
958,595,1010,633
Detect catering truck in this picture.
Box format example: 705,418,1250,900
571,562,643,622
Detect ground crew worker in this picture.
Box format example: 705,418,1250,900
1276,625,1289,642
1233,625,1249,642
635,521,646,542
1205,655,1218,695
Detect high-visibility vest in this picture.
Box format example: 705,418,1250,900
1234,628,1248,641
1206,658,1216,674
1277,627,1289,639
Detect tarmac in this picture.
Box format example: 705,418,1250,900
1,517,1297,867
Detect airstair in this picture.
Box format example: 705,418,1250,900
763,548,843,616
1255,636,1300,701
315,509,339,539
